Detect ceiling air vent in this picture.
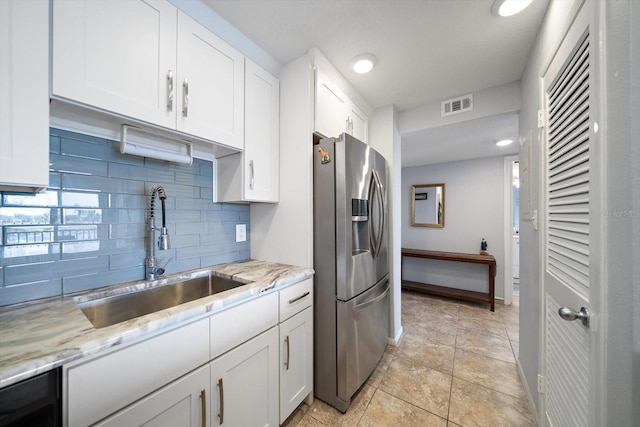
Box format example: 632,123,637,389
441,94,473,117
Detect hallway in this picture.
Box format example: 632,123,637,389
284,289,534,426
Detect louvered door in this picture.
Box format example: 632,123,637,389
541,3,603,427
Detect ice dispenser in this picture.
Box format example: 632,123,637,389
351,198,370,254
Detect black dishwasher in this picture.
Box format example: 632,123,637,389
0,368,61,427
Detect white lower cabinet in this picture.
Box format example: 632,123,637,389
96,365,210,427
279,307,313,424
65,319,209,427
64,278,312,427
210,327,279,427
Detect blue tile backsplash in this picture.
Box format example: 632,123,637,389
0,128,250,306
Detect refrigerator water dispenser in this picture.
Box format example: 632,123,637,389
351,198,370,255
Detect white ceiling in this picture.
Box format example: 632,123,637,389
402,112,519,167
202,0,549,165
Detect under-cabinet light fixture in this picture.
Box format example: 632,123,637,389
351,53,377,74
492,0,533,17
120,125,193,165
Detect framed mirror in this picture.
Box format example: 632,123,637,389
411,183,445,228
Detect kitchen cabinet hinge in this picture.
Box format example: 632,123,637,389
537,374,545,394
537,110,545,128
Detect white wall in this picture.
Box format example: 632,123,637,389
601,0,639,424
402,157,506,298
519,0,639,424
399,81,520,134
250,55,314,267
518,0,584,416
369,105,403,344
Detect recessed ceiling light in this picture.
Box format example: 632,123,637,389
351,54,377,74
496,139,514,146
492,0,533,17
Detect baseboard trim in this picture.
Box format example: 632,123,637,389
517,359,540,426
388,326,404,346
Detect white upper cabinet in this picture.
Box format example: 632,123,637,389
52,0,244,150
176,11,244,149
348,102,368,143
0,0,49,191
315,72,348,139
243,58,279,201
52,0,177,130
315,71,368,143
216,59,279,203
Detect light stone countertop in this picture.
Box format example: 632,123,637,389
0,259,314,388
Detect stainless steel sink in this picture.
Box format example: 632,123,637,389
78,274,248,328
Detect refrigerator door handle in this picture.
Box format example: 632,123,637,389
353,282,390,312
368,172,379,257
372,169,386,258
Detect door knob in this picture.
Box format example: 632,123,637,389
558,306,590,327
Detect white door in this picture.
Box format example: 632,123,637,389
176,11,244,149
52,0,176,129
210,327,279,427
541,3,604,426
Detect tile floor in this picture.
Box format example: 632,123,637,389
283,288,535,426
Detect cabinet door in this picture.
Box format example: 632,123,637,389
96,365,210,427
315,72,348,139
210,327,279,427
0,0,49,190
348,102,368,143
279,307,313,423
244,59,279,202
177,12,244,149
52,0,176,129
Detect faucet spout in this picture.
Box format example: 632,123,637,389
147,185,170,280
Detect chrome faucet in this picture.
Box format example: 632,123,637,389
146,185,171,280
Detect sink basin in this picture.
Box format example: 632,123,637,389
78,274,248,328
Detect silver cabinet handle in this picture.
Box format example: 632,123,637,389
249,160,254,190
200,389,206,427
285,336,290,370
288,291,310,304
217,378,224,425
558,306,590,327
183,78,189,117
167,70,173,111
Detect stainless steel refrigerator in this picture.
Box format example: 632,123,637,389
313,132,390,413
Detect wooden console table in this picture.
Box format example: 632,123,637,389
401,248,497,311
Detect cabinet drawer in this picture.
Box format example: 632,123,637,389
95,364,210,427
65,318,209,427
210,292,278,359
279,279,313,322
